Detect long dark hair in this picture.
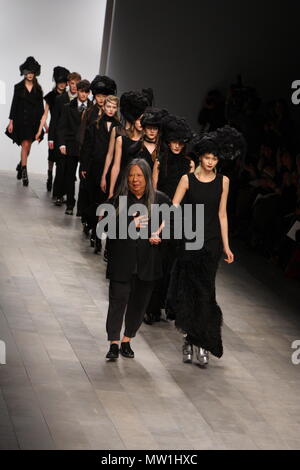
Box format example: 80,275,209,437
113,158,155,215
22,75,43,95
159,141,189,178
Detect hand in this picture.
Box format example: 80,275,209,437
149,232,161,245
224,247,234,263
8,122,13,134
133,214,148,229
60,146,66,155
100,176,106,192
48,141,54,150
35,132,41,141
81,171,87,179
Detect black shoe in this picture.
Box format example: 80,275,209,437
83,223,91,236
143,312,155,325
94,236,102,254
21,166,28,186
90,234,95,247
120,342,134,358
54,197,63,206
16,162,22,180
65,207,73,215
103,248,108,263
46,170,53,192
106,343,119,360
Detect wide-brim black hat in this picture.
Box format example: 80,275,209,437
53,66,70,83
161,114,192,144
141,107,168,128
193,125,246,160
19,56,41,76
120,91,149,123
90,75,117,96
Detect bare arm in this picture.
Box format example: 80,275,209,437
36,103,49,140
172,174,189,206
101,127,116,192
218,175,234,263
109,136,122,197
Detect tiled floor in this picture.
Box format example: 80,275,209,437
0,170,299,450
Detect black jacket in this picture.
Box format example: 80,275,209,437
80,115,119,172
7,80,44,145
106,190,171,282
57,97,92,156
48,91,69,142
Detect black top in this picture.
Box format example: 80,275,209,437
106,190,171,282
7,80,44,145
80,115,119,171
120,135,142,170
186,172,223,244
138,144,155,170
48,91,69,142
157,150,192,199
44,89,61,113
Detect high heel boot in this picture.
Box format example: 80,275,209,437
16,162,22,180
22,166,29,186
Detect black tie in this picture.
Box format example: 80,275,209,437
79,103,85,113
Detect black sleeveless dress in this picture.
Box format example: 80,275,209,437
167,172,224,358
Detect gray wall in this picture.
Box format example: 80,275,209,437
0,0,107,173
106,0,299,130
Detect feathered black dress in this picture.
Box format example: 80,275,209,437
167,172,224,358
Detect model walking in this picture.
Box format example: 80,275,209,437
167,126,246,366
6,56,44,186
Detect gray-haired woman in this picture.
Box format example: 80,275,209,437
103,158,170,360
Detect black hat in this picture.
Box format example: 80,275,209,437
193,125,246,161
120,91,149,123
142,88,154,106
161,114,192,143
19,56,41,76
90,75,117,96
53,66,70,83
141,107,168,128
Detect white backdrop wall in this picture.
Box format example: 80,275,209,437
0,0,107,174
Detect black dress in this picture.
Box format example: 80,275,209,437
167,172,224,358
7,80,44,145
80,115,118,227
157,150,192,199
44,88,61,161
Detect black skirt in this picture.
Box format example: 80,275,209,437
167,239,223,358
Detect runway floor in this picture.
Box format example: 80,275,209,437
0,170,300,450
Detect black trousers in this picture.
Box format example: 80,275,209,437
53,154,67,199
65,155,79,208
106,275,155,341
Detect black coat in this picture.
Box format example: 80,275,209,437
7,80,44,145
48,91,69,142
80,115,119,172
106,190,171,282
57,97,92,157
